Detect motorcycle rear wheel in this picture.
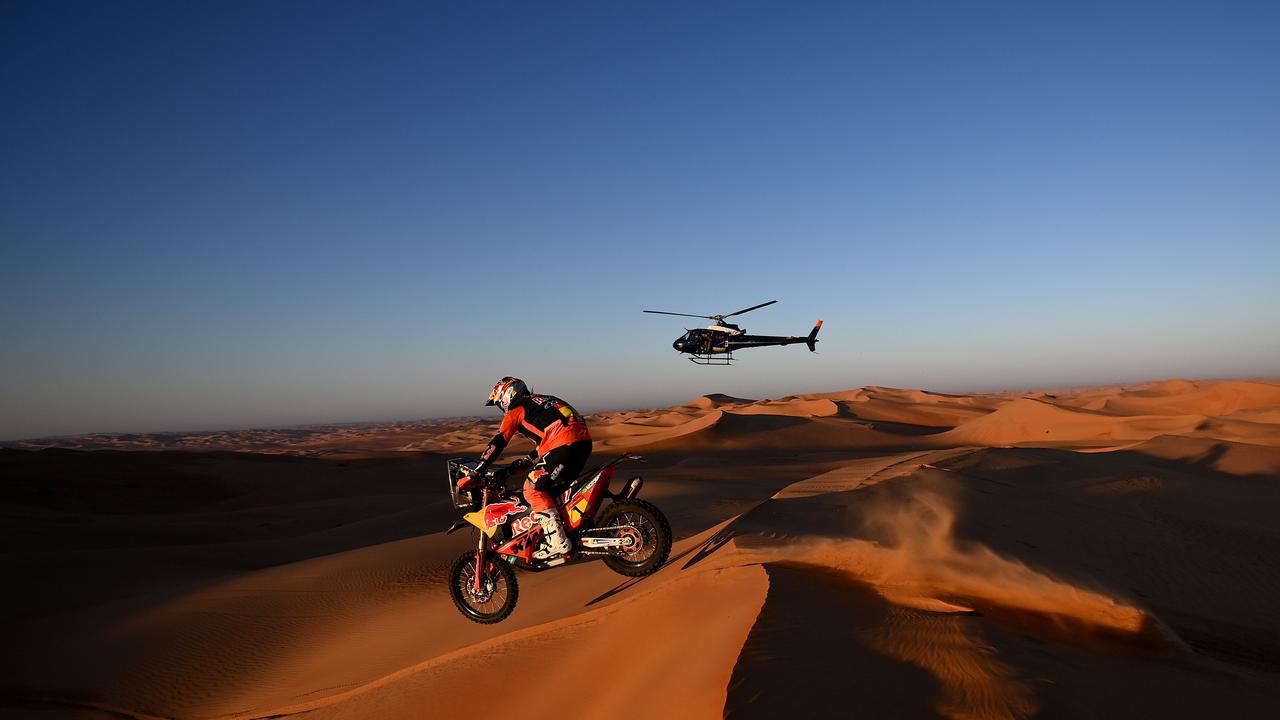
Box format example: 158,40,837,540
597,499,672,577
449,550,518,624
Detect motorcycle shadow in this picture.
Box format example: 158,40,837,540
584,524,736,607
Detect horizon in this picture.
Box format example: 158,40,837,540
5,372,1275,443
4,1,1279,440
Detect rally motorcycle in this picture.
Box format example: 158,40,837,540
444,452,672,624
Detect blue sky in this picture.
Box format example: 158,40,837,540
2,1,1278,439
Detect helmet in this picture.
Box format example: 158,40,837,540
485,376,528,412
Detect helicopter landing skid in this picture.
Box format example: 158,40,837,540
688,353,733,366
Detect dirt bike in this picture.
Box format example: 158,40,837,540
443,452,672,624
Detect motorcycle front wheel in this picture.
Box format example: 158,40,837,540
449,550,518,624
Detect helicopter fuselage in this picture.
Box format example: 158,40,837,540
672,324,817,356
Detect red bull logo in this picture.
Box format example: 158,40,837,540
482,500,528,531
510,515,536,535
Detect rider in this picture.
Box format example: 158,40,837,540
473,377,592,559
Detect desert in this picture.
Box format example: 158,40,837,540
4,378,1280,719
7,3,1279,717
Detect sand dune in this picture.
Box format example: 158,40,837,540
1100,379,1280,416
640,410,807,448
635,411,914,452
1130,434,1280,476
593,407,725,448
5,378,1280,719
938,397,1206,447
732,397,841,417
294,549,768,719
687,393,756,410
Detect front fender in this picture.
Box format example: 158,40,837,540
462,510,498,537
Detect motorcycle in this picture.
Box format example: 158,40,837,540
443,452,672,624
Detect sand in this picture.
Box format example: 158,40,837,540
3,378,1280,718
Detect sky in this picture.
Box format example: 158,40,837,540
2,0,1278,440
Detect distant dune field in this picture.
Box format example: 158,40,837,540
4,378,1280,718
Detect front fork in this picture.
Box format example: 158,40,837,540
473,487,490,594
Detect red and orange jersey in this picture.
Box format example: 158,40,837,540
481,393,591,465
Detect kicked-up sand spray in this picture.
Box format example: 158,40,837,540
783,486,1147,634
733,481,1151,720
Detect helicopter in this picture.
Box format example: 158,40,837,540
643,300,822,365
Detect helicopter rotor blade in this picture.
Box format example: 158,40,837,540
724,300,778,318
643,310,715,319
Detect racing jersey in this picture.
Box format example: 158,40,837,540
479,393,591,467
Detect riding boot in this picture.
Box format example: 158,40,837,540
532,510,571,559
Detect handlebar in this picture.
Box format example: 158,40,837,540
461,459,531,477
458,463,513,490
